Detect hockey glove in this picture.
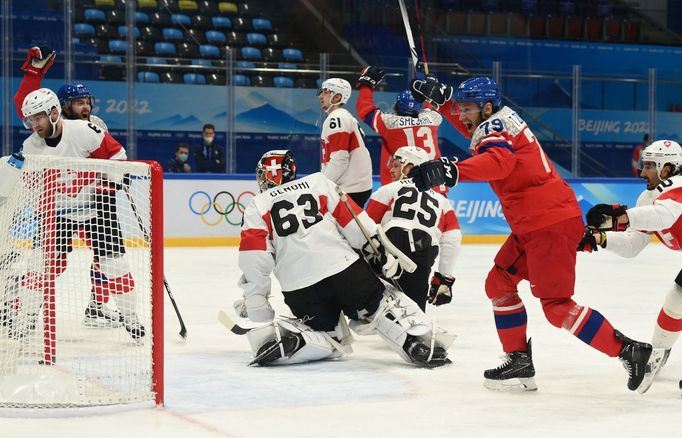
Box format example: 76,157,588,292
410,75,453,108
20,45,56,77
357,66,385,89
233,297,248,318
428,272,455,306
361,236,403,280
586,204,628,231
577,227,607,252
408,156,459,192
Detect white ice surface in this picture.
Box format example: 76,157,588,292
1,244,680,437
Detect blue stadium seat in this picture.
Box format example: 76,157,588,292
138,71,161,82
108,40,127,53
199,44,220,58
192,59,213,67
274,77,294,88
212,16,232,29
233,74,250,86
100,55,123,63
205,30,226,43
251,18,272,32
171,13,191,26
278,62,298,70
282,48,303,62
154,42,177,56
236,61,255,69
184,73,207,84
72,37,81,44
118,25,141,38
135,11,150,23
74,23,96,37
163,28,184,40
241,46,262,61
246,32,267,46
147,57,169,65
84,8,106,22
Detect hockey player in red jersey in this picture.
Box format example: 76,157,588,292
14,47,120,326
9,88,144,340
365,146,461,311
318,78,373,207
579,139,682,393
235,149,453,367
355,66,444,189
407,75,652,392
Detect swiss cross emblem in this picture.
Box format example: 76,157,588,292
266,158,282,179
664,140,672,147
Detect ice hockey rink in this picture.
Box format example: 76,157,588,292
1,243,680,437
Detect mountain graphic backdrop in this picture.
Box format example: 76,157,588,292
148,114,203,129
234,103,319,134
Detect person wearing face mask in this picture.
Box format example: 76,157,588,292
407,76,652,393
194,123,224,173
167,143,192,173
579,140,682,394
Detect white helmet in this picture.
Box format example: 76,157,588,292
318,78,351,105
641,139,682,178
21,88,61,132
393,146,429,179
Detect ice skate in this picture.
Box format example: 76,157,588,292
483,339,537,391
403,335,451,368
123,313,146,340
83,300,123,328
250,333,304,366
615,330,652,391
636,347,671,394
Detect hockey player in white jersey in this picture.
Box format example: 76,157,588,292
318,78,373,207
236,149,452,367
578,139,682,393
2,88,144,340
365,146,462,311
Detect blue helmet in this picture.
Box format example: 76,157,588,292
56,83,94,106
453,77,502,110
394,90,422,117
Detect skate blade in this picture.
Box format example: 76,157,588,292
636,348,667,394
484,377,538,392
82,317,123,328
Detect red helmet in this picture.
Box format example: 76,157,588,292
256,150,297,192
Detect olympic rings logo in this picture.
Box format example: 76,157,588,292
188,191,256,226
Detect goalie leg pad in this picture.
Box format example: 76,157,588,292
246,318,346,366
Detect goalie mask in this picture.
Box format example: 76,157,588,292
256,150,297,192
392,146,429,180
641,140,682,179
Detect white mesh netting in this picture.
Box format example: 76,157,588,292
0,155,161,408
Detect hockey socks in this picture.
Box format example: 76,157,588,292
566,307,622,357
492,294,528,353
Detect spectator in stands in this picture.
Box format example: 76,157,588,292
167,143,192,173
631,133,650,177
194,123,224,173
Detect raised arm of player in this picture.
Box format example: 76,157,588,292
13,46,56,119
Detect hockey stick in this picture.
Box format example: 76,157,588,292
412,0,430,75
217,310,254,335
122,184,188,340
397,0,420,74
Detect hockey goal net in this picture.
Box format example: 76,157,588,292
0,155,163,409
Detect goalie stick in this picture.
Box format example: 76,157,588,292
218,310,254,335
123,183,188,340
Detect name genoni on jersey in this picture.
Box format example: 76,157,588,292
268,181,311,197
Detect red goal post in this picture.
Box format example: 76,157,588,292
0,155,163,409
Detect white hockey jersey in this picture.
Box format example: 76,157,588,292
21,118,127,221
365,179,462,277
320,107,372,194
606,174,682,255
239,172,377,297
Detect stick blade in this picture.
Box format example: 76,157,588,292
218,310,253,335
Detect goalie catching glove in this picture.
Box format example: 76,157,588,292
357,66,385,89
586,204,628,231
408,156,459,192
21,45,56,78
428,272,455,306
